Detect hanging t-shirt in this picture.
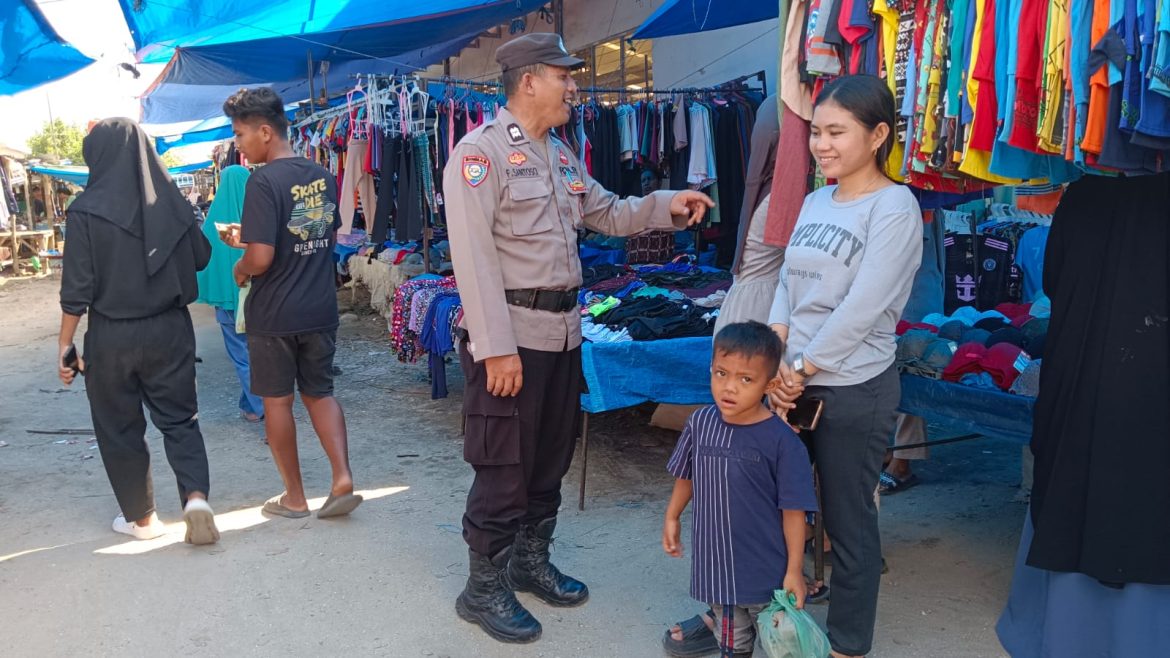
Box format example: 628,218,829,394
1081,0,1114,154
687,103,718,189
241,157,342,336
1036,0,1070,153
1133,3,1170,146
1015,225,1050,302
976,234,1021,309
946,0,973,119
1008,0,1049,152
1068,0,1095,163
944,232,979,312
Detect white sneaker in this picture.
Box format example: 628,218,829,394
112,512,167,540
183,498,220,545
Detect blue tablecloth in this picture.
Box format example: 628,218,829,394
579,338,1035,444
898,374,1034,444
580,337,713,413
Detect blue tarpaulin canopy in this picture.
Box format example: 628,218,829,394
140,35,472,124
29,161,213,186
120,0,539,65
1,0,94,96
133,0,542,124
631,0,779,39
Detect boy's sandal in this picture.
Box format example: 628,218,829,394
663,609,719,657
878,470,920,494
805,538,832,556
807,581,831,604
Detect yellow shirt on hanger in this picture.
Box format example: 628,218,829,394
1037,0,1070,154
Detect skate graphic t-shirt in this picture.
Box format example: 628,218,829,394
240,157,341,336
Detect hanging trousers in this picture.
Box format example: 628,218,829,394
458,337,582,556
84,307,211,522
339,138,377,235
803,366,900,657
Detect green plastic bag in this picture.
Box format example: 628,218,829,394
235,282,250,334
757,589,832,658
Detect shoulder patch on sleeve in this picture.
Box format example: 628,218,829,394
462,155,491,187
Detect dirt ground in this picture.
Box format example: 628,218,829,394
0,274,1023,657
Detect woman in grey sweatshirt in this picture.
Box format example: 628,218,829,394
768,75,923,658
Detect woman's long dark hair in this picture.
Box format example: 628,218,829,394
814,75,897,173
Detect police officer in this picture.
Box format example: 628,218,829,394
443,33,715,643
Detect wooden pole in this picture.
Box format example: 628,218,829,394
307,50,317,114
17,175,32,274
41,174,53,231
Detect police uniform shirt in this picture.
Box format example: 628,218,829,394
443,107,689,361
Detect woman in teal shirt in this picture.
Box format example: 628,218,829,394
195,165,263,421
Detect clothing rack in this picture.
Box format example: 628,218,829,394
576,70,768,98
420,76,503,89
575,72,766,259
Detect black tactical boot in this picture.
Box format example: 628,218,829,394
456,547,542,643
504,518,590,607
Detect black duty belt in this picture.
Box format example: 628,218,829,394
505,288,580,313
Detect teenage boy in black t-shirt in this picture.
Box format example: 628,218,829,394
222,88,361,520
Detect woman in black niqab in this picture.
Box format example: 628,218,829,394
57,117,220,546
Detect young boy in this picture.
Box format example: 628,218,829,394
663,321,818,655
222,87,361,519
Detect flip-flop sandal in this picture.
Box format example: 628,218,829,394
806,582,831,604
663,610,718,657
878,470,921,495
318,493,363,519
262,495,311,518
805,538,832,557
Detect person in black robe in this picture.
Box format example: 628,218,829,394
997,172,1170,656
57,118,220,546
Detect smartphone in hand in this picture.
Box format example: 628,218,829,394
63,344,80,376
788,396,825,431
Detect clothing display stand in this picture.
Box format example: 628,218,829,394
574,71,767,270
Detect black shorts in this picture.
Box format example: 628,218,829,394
247,331,336,398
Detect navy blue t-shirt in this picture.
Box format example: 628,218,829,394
667,406,819,606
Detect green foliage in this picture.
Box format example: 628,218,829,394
27,119,85,163
159,151,183,168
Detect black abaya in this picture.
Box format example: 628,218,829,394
1027,172,1170,585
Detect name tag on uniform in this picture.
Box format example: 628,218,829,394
560,165,586,194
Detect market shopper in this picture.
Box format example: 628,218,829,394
194,165,264,423
222,87,361,520
997,171,1170,657
443,33,714,644
767,75,923,658
57,117,220,545
662,321,819,656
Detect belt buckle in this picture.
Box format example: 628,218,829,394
526,289,540,309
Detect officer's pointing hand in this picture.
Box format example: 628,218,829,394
484,354,524,397
669,191,716,226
